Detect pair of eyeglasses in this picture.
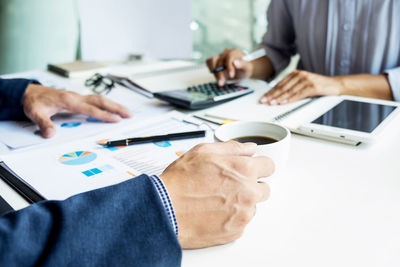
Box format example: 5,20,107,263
85,73,115,95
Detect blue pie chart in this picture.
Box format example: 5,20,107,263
153,141,172,148
59,151,97,166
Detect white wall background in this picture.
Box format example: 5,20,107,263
79,0,193,61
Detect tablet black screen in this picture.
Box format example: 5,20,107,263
312,100,397,133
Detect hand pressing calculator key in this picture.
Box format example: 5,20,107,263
154,82,254,110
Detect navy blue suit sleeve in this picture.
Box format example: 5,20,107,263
0,174,182,267
0,78,32,120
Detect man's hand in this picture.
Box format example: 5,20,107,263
160,141,274,249
259,70,343,105
206,48,254,86
23,84,132,138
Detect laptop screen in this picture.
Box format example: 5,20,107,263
312,100,397,133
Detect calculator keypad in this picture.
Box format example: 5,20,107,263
187,83,248,97
153,82,254,109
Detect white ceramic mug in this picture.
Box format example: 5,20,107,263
214,121,291,176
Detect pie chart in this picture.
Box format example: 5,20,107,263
59,151,97,166
153,141,172,148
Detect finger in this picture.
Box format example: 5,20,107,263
215,54,229,86
275,71,300,88
217,71,230,87
31,112,56,138
85,95,132,118
233,59,250,72
248,156,275,178
255,182,270,202
270,73,301,99
194,141,257,157
273,85,300,105
276,83,308,104
69,102,121,123
260,84,285,104
225,52,241,79
259,77,293,104
233,59,253,80
259,91,270,104
260,72,299,104
207,56,227,85
206,56,219,75
228,155,274,181
285,85,311,103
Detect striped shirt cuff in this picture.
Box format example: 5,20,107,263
149,175,178,236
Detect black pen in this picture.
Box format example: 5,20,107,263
212,48,267,74
103,130,206,147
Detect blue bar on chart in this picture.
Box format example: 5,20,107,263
82,164,115,177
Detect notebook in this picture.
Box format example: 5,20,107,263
47,61,107,78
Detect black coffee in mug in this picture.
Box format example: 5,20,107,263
233,136,278,145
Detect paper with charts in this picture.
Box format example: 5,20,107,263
2,111,213,200
0,115,118,149
0,109,170,149
0,70,173,150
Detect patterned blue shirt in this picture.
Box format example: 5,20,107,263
260,0,400,100
149,175,178,236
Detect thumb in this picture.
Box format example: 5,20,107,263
233,59,253,77
233,59,246,69
32,113,56,138
202,141,257,157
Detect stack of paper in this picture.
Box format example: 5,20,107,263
1,111,213,200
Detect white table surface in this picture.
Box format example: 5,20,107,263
2,66,400,267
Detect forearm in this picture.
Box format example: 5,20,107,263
338,74,394,100
0,78,31,120
250,56,276,80
0,175,181,266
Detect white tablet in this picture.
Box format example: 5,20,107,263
296,95,400,144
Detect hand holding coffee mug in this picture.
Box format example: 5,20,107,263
214,121,291,177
